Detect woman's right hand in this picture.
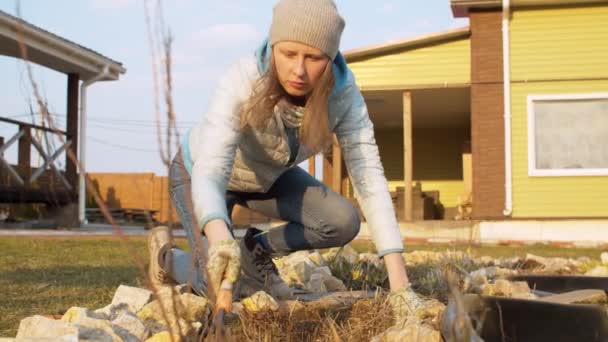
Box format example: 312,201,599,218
203,219,241,297
206,238,241,297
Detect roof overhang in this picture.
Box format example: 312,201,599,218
0,10,125,81
344,26,470,62
451,0,608,17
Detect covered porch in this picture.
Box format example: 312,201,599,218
0,10,125,225
319,27,473,222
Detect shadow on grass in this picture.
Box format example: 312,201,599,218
0,265,142,288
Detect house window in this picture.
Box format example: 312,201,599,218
527,93,608,176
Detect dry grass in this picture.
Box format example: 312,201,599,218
227,297,393,342
326,255,389,292
407,253,481,302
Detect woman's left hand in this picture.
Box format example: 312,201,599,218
387,286,425,323
388,286,446,325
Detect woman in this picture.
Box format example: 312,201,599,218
148,0,424,324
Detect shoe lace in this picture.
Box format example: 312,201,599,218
253,247,279,275
156,269,167,281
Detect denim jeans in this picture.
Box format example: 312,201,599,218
165,151,361,295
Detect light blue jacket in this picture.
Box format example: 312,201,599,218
181,40,404,256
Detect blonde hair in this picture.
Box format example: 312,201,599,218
240,55,335,154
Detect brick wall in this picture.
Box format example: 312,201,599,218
470,10,506,219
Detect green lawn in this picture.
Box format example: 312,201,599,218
0,236,603,337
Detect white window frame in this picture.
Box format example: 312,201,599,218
527,92,608,177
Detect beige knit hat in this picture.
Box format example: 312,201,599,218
269,0,345,60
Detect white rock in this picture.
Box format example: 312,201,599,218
585,266,608,277
282,251,311,267
306,273,328,293
74,317,123,341
111,285,153,314
308,251,326,266
143,317,195,340
481,279,535,299
342,245,359,264
601,252,608,265
306,268,347,292
315,266,332,276
524,254,571,273
404,251,441,265
324,245,359,265
578,256,592,264
290,250,312,260
61,312,125,342
136,291,211,339
16,315,78,341
23,313,122,342
155,284,191,299
469,267,515,280
242,291,280,313
95,302,132,321
359,253,382,268
112,311,149,342
179,293,211,322
323,274,347,292
479,256,495,265
232,302,244,316
61,307,107,322
371,319,441,342
289,259,317,284
499,256,523,269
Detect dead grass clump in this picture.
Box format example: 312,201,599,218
228,296,392,341
334,297,394,341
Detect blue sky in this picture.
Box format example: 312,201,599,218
0,0,467,175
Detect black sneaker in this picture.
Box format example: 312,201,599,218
238,227,293,300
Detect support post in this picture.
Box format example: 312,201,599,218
0,136,4,185
18,125,31,183
308,155,316,178
66,73,79,193
403,91,413,222
322,153,332,188
331,134,342,194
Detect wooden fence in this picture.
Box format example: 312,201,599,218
87,173,269,226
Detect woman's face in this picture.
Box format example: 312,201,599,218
273,41,330,97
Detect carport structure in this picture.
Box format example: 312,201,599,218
0,10,125,225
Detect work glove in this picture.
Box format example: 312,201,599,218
388,286,445,326
206,239,241,298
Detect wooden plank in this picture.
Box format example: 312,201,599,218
403,91,413,222
0,117,67,135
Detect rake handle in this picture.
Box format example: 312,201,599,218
207,282,232,341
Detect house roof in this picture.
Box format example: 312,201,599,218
0,10,125,81
451,0,608,17
344,26,470,62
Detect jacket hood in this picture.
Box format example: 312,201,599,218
255,38,350,96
